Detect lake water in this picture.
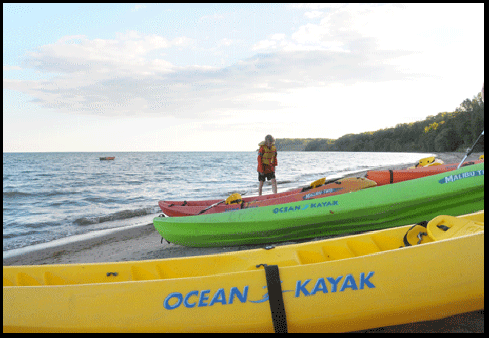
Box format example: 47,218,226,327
3,151,431,256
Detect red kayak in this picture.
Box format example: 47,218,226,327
365,159,483,186
159,177,377,217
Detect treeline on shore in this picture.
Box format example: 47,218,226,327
276,92,484,153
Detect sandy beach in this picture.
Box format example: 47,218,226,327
3,151,484,332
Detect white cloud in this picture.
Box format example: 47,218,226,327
171,36,195,47
4,39,420,120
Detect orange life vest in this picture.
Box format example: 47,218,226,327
257,145,277,173
260,145,277,165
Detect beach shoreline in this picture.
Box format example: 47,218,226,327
3,152,484,332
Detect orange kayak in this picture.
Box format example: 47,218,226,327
365,159,483,186
159,177,377,217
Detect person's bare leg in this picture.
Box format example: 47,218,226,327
258,180,264,196
271,178,277,194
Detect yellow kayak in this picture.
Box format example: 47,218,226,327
3,211,484,332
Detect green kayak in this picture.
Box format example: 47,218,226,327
153,162,484,247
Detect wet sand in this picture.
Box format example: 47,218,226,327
3,152,484,332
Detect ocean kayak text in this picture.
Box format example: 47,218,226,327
273,200,338,214
163,271,375,310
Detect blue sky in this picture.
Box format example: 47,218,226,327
3,3,484,152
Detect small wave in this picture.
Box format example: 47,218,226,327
74,207,156,226
4,190,79,199
126,180,143,185
45,190,78,197
23,221,59,229
35,173,55,177
3,191,33,198
3,230,41,240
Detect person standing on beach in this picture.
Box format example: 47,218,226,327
257,134,278,196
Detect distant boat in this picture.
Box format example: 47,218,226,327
99,157,115,161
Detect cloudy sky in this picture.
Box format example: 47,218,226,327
3,3,484,152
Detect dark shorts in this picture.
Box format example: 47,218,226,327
258,172,276,182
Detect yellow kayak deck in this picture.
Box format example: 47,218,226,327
3,211,484,332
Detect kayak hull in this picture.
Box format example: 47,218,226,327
159,177,377,217
366,159,483,186
153,163,484,247
3,211,484,332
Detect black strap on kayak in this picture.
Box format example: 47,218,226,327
256,264,288,333
389,170,394,184
402,221,428,247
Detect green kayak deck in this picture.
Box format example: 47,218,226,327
153,162,484,247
